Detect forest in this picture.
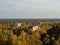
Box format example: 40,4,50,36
0,21,60,45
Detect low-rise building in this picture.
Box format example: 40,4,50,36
32,25,39,31
13,22,22,27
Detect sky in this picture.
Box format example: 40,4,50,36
0,0,60,19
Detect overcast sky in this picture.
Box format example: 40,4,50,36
0,0,60,19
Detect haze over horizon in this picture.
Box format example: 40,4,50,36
0,0,60,19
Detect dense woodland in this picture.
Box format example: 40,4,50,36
0,21,60,45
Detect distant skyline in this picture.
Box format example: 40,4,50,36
0,0,60,19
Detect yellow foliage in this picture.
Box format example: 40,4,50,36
0,29,2,34
16,40,21,45
2,35,8,42
35,32,40,39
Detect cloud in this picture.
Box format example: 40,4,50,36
0,0,60,19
